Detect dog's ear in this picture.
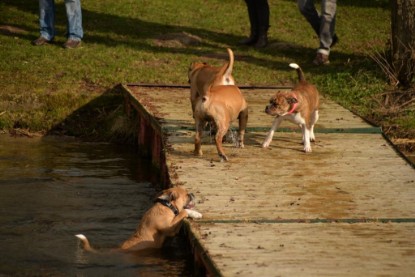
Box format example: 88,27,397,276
169,190,179,201
157,189,178,202
287,96,298,104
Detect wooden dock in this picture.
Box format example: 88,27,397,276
122,84,415,276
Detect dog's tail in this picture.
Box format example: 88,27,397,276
75,234,96,252
217,48,235,84
289,63,306,82
225,48,234,77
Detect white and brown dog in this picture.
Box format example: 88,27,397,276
188,48,235,115
75,186,202,252
193,84,248,162
262,63,319,152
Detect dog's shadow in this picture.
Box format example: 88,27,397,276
247,133,305,153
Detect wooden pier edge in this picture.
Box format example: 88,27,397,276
121,84,218,274
121,84,171,187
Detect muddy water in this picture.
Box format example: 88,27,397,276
0,135,192,276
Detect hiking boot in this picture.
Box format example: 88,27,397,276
31,36,51,46
254,33,268,48
63,39,82,49
239,34,258,46
313,52,330,65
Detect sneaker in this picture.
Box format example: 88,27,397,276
31,36,51,46
63,39,82,49
313,52,330,66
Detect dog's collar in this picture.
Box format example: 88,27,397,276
155,199,179,216
288,103,298,114
288,95,298,114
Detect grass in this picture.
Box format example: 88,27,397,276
0,0,413,151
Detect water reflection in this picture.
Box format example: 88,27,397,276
0,135,192,276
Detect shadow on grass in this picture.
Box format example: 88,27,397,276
46,84,138,143
1,0,374,76
281,0,390,9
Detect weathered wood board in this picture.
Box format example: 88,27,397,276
192,222,415,276
125,85,415,276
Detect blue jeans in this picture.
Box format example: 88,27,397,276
297,0,336,55
39,0,83,41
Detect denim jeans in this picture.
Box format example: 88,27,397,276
297,0,336,55
39,0,83,41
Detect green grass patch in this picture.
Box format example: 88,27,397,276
0,0,413,143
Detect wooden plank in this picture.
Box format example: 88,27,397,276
191,222,415,277
124,85,415,276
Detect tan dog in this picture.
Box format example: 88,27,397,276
262,63,320,152
194,84,248,162
75,186,202,252
188,48,235,115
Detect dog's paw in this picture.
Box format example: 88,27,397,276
262,141,270,148
194,149,203,156
304,145,312,153
185,209,203,219
219,154,229,162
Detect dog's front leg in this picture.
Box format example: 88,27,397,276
185,209,203,219
262,116,283,148
164,211,189,237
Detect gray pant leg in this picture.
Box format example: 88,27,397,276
297,0,337,54
319,0,336,51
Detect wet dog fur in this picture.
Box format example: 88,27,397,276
75,186,202,252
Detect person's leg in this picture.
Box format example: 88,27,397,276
65,0,83,41
297,0,320,36
239,0,259,45
38,0,55,41
313,0,336,64
319,0,336,51
254,0,269,48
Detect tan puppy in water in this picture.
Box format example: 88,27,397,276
75,186,202,252
193,84,248,162
262,63,320,152
188,48,235,115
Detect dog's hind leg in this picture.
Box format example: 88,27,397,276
309,110,319,142
302,125,312,153
194,120,205,156
215,122,230,162
237,108,248,148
